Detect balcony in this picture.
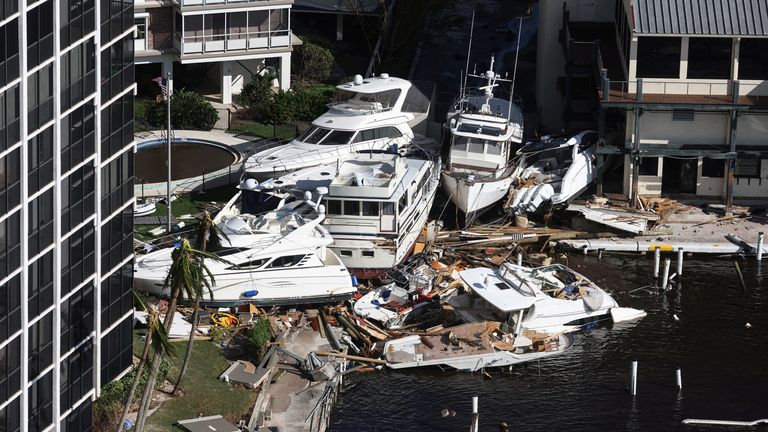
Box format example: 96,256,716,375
179,0,290,7
598,77,768,108
181,29,290,55
181,9,290,57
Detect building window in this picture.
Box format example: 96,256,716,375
27,126,54,194
61,224,96,295
635,37,680,78
100,317,132,384
0,0,18,21
738,39,768,80
702,158,725,178
639,157,658,176
99,0,132,45
28,191,54,257
100,93,133,160
0,211,21,280
60,0,96,48
61,40,96,111
0,84,21,152
688,37,732,79
0,19,20,88
26,0,54,70
0,147,21,214
100,150,133,216
28,312,53,380
61,164,96,233
28,370,53,432
0,395,20,432
61,103,96,172
61,284,94,354
0,337,21,403
100,207,132,273
27,63,54,133
101,262,132,331
60,340,94,412
0,274,21,341
28,251,54,321
135,17,146,39
61,398,92,432
100,35,133,103
734,158,761,178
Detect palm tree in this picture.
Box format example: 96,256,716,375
134,239,224,431
173,210,225,395
115,294,173,432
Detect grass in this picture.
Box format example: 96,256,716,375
228,122,297,140
131,332,258,431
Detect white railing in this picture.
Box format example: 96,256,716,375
181,29,290,55
180,0,279,6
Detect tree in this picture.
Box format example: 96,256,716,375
145,88,219,130
115,295,173,432
293,42,334,84
291,86,336,122
264,90,296,136
134,240,224,431
239,73,277,121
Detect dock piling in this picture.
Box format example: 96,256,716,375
733,261,747,291
470,396,479,432
662,259,671,289
676,248,684,277
653,248,661,279
598,249,604,259
630,361,638,395
757,232,764,261
516,252,522,266
676,368,682,391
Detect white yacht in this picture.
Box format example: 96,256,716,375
441,57,524,225
244,74,433,181
244,153,441,279
507,130,598,215
449,263,645,335
133,194,357,306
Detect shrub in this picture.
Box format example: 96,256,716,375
247,317,273,362
145,88,219,130
293,42,334,84
264,90,296,127
239,73,277,121
292,86,335,122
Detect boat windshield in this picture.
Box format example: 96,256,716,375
336,89,402,110
298,126,355,145
452,136,505,156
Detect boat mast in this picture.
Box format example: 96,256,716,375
462,10,475,104
507,16,523,122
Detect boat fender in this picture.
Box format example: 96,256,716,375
243,290,259,297
350,273,359,287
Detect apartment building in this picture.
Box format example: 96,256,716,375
134,0,294,104
538,0,768,213
0,0,135,429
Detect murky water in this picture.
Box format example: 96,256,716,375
329,256,768,431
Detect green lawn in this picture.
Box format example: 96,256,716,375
131,332,258,431
228,122,296,140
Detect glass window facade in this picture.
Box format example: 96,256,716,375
27,126,54,194
0,147,21,215
28,250,54,320
61,396,93,432
60,340,94,411
101,207,132,273
28,370,53,432
99,0,132,45
27,63,54,133
26,0,54,70
100,317,132,384
61,103,96,172
100,93,133,160
61,284,95,353
28,313,54,380
61,224,96,295
61,164,96,233
101,262,133,331
0,19,20,88
61,40,96,111
0,336,21,403
0,274,21,341
60,0,96,48
0,83,21,151
0,211,21,280
100,35,133,103
100,150,133,215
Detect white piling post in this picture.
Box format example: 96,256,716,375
470,396,479,432
676,368,682,391
757,232,764,261
598,249,604,259
583,247,588,256
630,361,638,395
516,252,523,266
677,248,684,277
653,248,661,279
662,258,671,289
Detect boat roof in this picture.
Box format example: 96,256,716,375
450,96,523,142
518,130,596,155
336,75,412,94
459,267,538,311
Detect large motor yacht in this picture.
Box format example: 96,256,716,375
441,57,524,226
244,74,433,181
133,193,356,306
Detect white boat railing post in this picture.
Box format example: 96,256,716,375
470,396,479,432
676,368,682,391
662,258,671,290
677,248,684,278
757,232,764,261
653,247,661,279
630,361,638,396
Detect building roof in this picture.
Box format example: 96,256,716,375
632,0,768,36
176,415,239,432
294,0,382,14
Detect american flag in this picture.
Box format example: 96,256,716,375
152,77,169,98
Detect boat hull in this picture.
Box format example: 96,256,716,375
441,172,513,217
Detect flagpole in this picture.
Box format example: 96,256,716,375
166,71,172,232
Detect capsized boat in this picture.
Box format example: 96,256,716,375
449,263,645,335
133,192,357,306
383,321,572,371
244,73,433,181
441,56,524,225
507,130,597,215
250,152,441,279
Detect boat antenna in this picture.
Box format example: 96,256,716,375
508,16,523,122
462,10,475,101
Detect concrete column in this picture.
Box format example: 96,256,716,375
162,56,174,94
336,13,344,41
732,37,740,80
724,110,739,215
221,60,233,104
628,36,638,81
631,108,642,208
679,37,689,79
279,53,291,90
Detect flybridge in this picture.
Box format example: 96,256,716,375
457,123,505,137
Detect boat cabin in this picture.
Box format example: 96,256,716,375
332,74,413,114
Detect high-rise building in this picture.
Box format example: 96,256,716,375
1,0,135,429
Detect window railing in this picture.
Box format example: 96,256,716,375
181,29,290,54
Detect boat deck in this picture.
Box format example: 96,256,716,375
414,322,496,361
